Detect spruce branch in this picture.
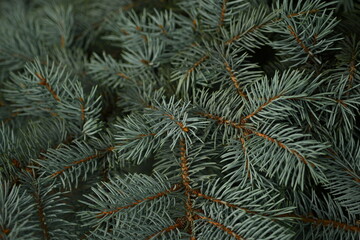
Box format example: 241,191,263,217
1,0,359,239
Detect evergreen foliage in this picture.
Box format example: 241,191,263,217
0,0,360,239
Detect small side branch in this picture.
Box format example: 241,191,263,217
33,192,50,240
51,147,114,177
164,114,189,132
287,214,360,233
188,55,209,74
116,133,156,145
346,57,357,91
96,184,182,218
179,139,195,237
194,215,245,240
224,61,247,97
198,112,245,129
180,140,191,191
240,138,251,179
287,9,319,18
51,153,101,177
179,138,195,239
287,25,310,54
79,98,85,121
116,72,130,80
248,129,310,165
35,73,60,102
218,0,229,27
241,95,281,123
191,189,261,216
199,111,311,166
145,222,183,240
287,25,321,64
225,24,265,45
225,9,320,45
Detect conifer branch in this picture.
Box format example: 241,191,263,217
179,139,195,237
35,73,61,102
1,1,358,239
194,215,245,240
199,111,312,166
96,183,182,218
247,129,310,165
191,189,261,216
188,55,209,74
198,112,244,129
287,25,316,60
286,9,320,18
225,23,265,45
346,56,357,91
125,133,156,141
51,153,100,177
289,214,360,233
241,95,282,123
218,0,228,28
145,222,183,240
32,190,50,240
179,140,191,192
164,114,189,132
225,9,320,45
116,72,130,80
224,61,247,97
50,147,114,177
79,97,85,121
240,137,251,179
